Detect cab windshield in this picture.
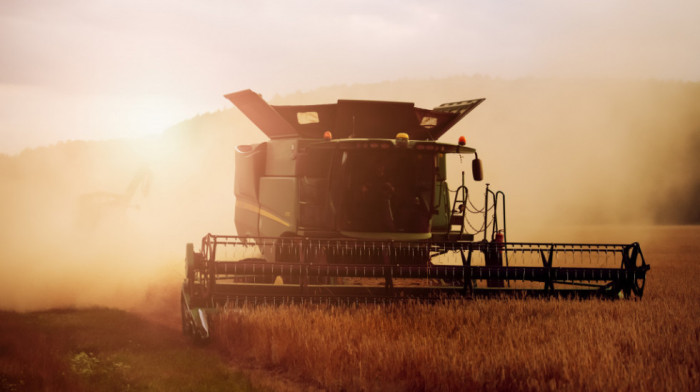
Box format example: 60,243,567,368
334,149,435,233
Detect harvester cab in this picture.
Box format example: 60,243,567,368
180,89,649,341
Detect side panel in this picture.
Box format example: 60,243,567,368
234,143,266,237
234,143,266,200
265,139,298,177
234,197,260,237
258,177,297,238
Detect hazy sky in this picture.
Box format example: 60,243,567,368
1,0,698,154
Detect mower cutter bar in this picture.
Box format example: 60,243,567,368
211,289,610,307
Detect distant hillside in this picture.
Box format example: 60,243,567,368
0,75,698,311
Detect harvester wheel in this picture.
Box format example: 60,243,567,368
621,243,648,299
632,273,646,298
181,293,193,337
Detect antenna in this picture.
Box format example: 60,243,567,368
351,115,356,138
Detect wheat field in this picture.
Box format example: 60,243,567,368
213,226,699,392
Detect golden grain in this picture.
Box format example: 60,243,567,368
214,227,700,391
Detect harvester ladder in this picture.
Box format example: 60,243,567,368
483,184,508,287
484,184,507,244
448,172,468,237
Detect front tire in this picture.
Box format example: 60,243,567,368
181,292,193,337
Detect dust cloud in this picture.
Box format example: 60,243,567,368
0,76,698,311
0,109,265,311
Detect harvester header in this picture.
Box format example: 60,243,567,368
180,89,649,341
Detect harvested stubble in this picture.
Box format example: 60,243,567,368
214,227,700,392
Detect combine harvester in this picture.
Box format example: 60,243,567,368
181,89,650,340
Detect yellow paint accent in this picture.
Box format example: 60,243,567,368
236,200,291,228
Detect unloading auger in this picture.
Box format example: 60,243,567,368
181,89,649,340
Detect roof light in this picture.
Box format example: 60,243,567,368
396,132,409,147
458,136,466,146
323,131,332,141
